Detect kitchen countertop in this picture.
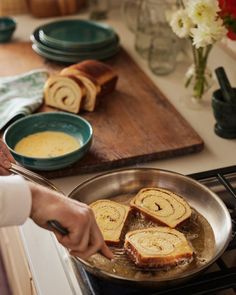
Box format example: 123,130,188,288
4,7,236,295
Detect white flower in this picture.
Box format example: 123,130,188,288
187,0,220,25
170,9,193,38
191,19,227,48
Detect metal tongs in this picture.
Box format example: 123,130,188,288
9,163,69,236
9,163,63,193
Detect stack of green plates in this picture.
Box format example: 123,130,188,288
31,19,120,64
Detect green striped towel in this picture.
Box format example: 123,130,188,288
0,69,49,130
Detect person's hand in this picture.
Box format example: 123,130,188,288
0,140,15,175
28,182,114,260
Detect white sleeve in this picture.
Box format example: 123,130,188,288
0,175,32,227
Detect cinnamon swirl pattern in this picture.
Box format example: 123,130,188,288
130,188,192,228
124,227,193,268
60,67,100,112
44,75,85,113
90,199,130,245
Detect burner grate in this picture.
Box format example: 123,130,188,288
76,165,236,295
191,166,236,251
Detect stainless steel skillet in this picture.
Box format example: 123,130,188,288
68,168,232,288
10,164,232,288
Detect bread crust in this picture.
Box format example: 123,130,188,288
60,67,101,93
69,60,118,97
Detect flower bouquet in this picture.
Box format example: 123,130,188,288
169,0,230,101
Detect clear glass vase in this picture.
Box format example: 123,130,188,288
182,64,214,109
134,0,173,59
186,64,213,96
181,44,214,109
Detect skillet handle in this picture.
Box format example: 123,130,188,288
47,220,69,236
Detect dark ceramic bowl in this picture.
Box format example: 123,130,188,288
3,112,93,171
0,17,16,42
212,88,236,138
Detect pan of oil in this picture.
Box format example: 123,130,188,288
69,168,232,287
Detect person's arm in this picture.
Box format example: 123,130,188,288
0,175,113,259
0,175,32,226
0,140,113,259
29,181,113,259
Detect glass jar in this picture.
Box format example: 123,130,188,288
88,0,110,20
148,27,179,75
134,0,172,59
121,0,142,32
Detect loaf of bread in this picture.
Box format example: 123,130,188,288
130,188,192,228
66,60,118,97
44,74,86,113
90,199,130,245
124,227,193,268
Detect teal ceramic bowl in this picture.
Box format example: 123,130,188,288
3,112,93,171
0,17,16,43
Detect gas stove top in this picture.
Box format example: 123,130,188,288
60,165,236,295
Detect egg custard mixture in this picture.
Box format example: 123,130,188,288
14,131,80,158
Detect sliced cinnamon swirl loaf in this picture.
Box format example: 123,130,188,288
130,188,191,228
44,60,118,113
60,60,118,112
90,199,130,245
124,227,193,268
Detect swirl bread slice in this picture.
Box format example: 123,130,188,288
124,227,193,268
90,199,130,245
60,67,101,112
44,74,86,113
130,188,192,228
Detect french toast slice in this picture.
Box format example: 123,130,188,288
130,188,192,228
90,199,130,245
124,227,193,268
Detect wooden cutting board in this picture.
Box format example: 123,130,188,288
0,42,204,178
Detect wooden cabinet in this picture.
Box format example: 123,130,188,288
0,226,37,295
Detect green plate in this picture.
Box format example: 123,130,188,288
38,29,119,52
39,19,117,49
3,112,93,171
32,43,120,64
31,27,120,57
